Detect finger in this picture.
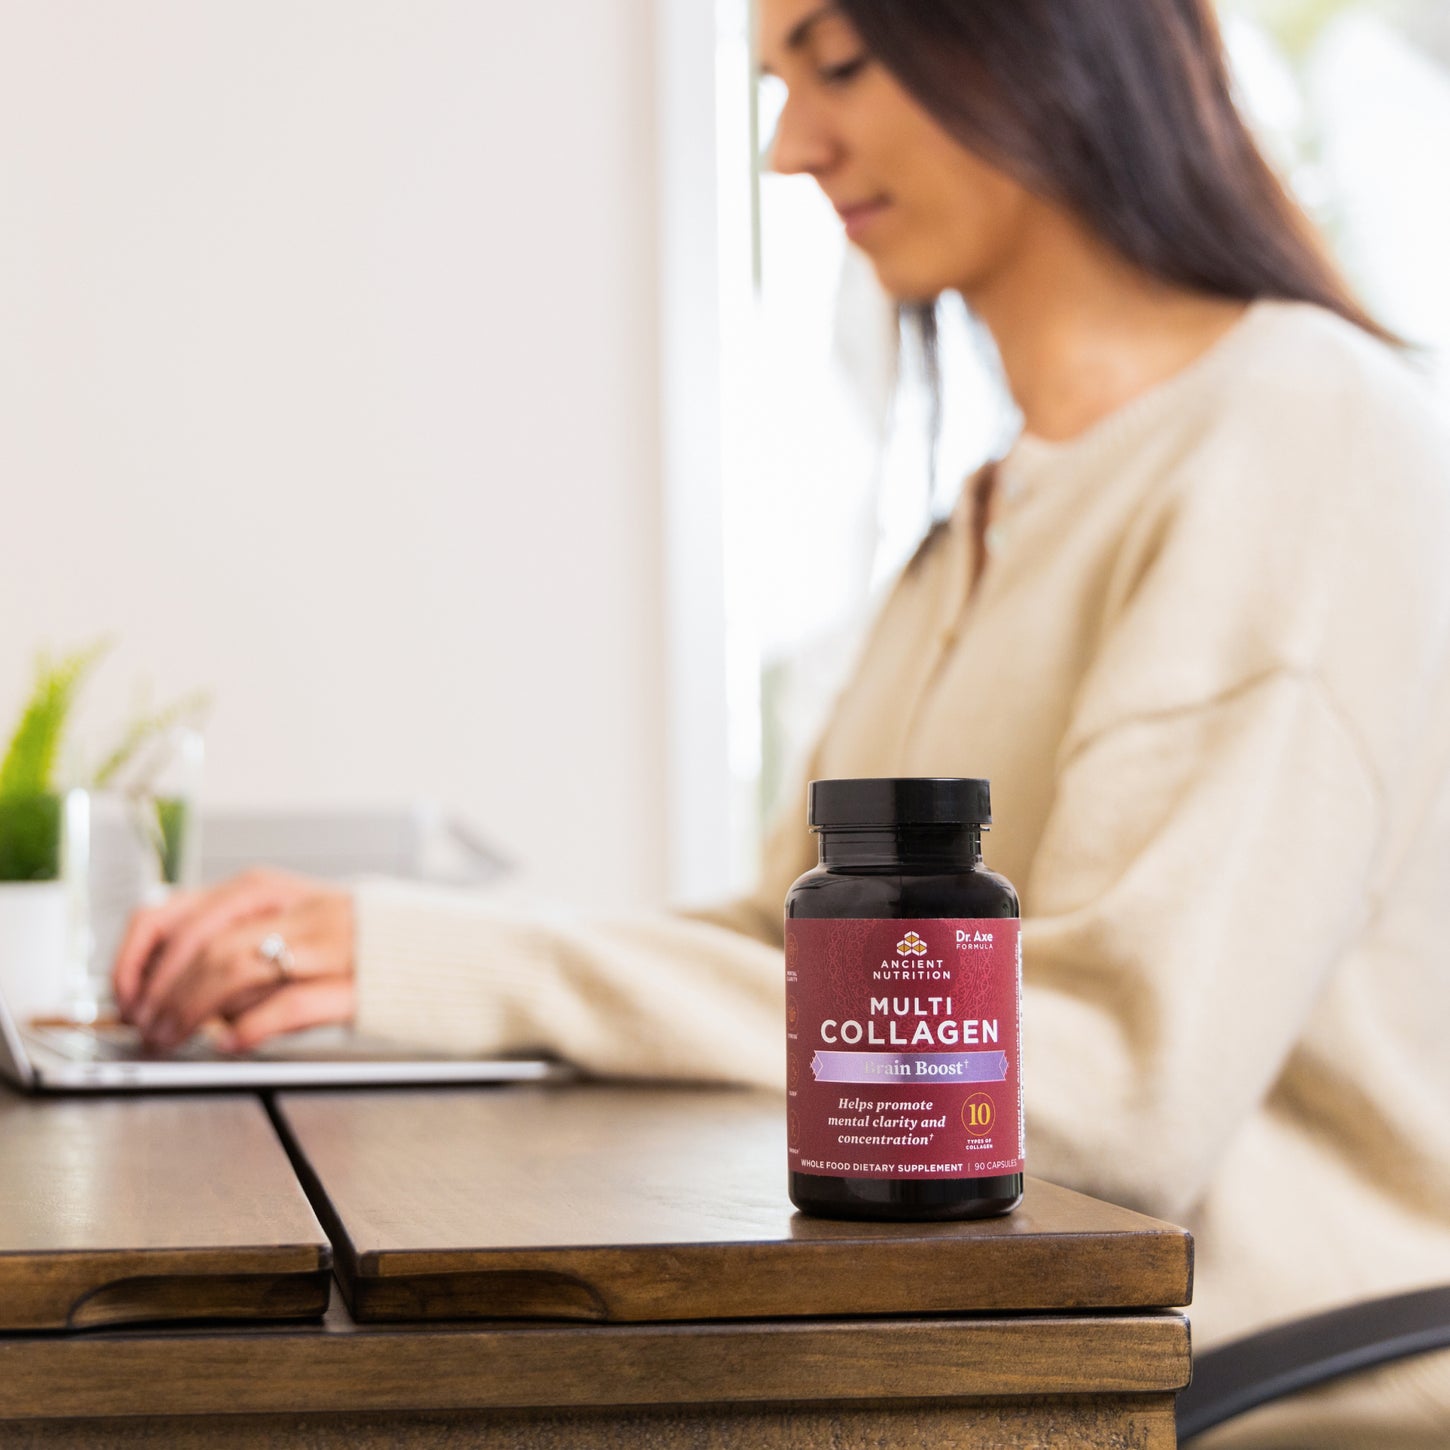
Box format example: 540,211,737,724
218,977,357,1054
143,912,322,1050
112,892,199,1017
204,979,279,1033
130,871,311,1032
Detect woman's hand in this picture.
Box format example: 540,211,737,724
111,867,357,1052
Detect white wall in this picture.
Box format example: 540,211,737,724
0,0,669,911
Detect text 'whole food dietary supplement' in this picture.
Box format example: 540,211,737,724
785,777,1023,1221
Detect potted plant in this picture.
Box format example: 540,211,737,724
0,645,208,1024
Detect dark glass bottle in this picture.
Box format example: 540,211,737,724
785,777,1023,1222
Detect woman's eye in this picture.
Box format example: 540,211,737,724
819,55,869,86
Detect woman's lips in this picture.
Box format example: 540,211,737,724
838,198,891,241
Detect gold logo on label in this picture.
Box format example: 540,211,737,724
896,931,929,956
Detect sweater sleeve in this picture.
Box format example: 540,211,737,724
352,877,787,1087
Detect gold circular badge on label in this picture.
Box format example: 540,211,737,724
962,1092,995,1135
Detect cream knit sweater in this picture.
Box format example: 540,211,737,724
355,301,1450,1446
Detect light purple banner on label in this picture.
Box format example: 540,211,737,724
811,1050,1008,1084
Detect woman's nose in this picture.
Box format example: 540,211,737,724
764,92,838,178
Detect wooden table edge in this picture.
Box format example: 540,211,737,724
0,1309,1191,1419
0,1246,333,1332
340,1232,1192,1324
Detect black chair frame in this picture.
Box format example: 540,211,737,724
1177,1283,1450,1442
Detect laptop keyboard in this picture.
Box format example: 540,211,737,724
28,1024,224,1063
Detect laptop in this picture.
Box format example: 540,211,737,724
0,985,570,1093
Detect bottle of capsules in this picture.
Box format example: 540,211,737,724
785,777,1023,1221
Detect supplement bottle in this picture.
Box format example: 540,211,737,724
785,777,1023,1221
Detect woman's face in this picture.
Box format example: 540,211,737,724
758,0,1039,304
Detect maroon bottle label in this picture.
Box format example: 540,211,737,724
785,918,1023,1181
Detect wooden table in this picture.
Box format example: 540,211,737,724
0,1084,1192,1448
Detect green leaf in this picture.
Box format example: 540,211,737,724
0,641,111,800
154,795,191,884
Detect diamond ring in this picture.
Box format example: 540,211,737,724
256,932,296,982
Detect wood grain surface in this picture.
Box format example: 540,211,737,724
0,1090,331,1329
273,1084,1193,1323
0,1297,1191,1420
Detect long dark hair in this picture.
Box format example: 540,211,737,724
832,0,1395,477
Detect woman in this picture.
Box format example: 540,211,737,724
114,1,1450,1443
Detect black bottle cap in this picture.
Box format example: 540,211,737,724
808,777,992,830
